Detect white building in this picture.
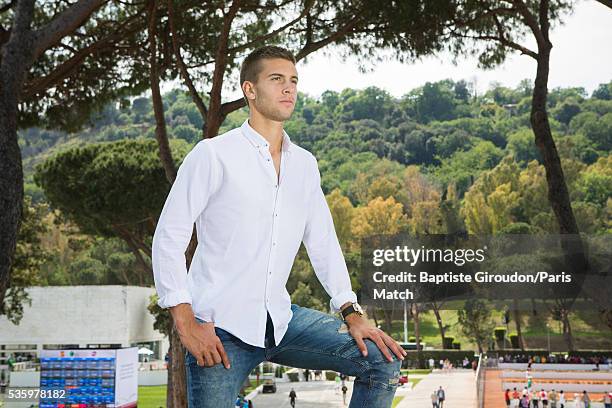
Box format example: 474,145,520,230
0,286,168,365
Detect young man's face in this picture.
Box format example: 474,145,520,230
245,58,298,122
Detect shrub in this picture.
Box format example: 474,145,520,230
494,327,507,342
443,336,455,349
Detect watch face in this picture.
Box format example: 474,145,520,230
354,303,364,315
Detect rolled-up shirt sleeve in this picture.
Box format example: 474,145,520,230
152,140,220,309
302,155,357,313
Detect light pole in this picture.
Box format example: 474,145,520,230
546,322,551,354
403,300,408,344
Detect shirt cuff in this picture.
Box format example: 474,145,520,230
157,290,192,309
329,291,358,314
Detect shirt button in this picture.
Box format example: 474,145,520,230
275,213,278,217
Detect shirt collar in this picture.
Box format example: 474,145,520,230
240,119,293,154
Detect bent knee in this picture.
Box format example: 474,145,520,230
361,358,401,391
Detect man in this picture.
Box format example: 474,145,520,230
152,45,405,407
289,388,297,407
437,385,446,408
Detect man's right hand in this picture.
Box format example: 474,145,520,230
170,304,230,369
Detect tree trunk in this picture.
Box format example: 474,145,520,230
530,9,589,275
513,298,526,351
381,307,393,334
148,0,176,183
412,304,423,368
561,308,574,351
204,112,224,139
0,0,36,310
147,2,186,406
431,302,446,347
166,325,187,408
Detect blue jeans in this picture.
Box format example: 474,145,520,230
185,304,401,407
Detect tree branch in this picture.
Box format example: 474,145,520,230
148,0,177,183
23,18,142,98
0,0,15,14
538,0,551,44
167,0,207,119
455,32,538,60
511,0,547,49
32,0,108,60
206,0,241,136
295,12,363,61
595,0,612,9
220,96,246,116
229,0,314,54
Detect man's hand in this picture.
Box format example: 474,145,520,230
342,307,406,362
170,304,230,369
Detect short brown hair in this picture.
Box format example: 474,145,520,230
240,45,296,85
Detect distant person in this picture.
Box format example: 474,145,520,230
513,388,521,407
540,388,548,406
289,388,297,407
574,393,582,408
437,386,446,408
603,390,611,408
531,389,539,408
431,390,440,408
558,391,565,408
304,369,310,382
429,358,435,369
549,389,557,408
520,394,530,408
582,391,590,408
505,389,511,407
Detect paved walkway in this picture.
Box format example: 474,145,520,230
396,369,477,408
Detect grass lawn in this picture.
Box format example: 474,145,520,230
138,385,166,408
408,378,422,387
400,369,432,375
137,381,257,408
392,396,404,407
386,300,612,350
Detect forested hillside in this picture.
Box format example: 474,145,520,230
14,79,611,347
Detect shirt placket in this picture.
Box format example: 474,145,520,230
258,146,285,339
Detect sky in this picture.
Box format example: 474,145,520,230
220,1,612,100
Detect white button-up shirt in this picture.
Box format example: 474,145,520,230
152,120,357,347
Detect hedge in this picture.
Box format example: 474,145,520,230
400,350,478,369
443,336,455,349
494,327,507,341
509,334,519,349
325,371,337,381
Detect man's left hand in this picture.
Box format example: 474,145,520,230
344,313,407,362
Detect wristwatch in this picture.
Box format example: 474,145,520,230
341,302,364,321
